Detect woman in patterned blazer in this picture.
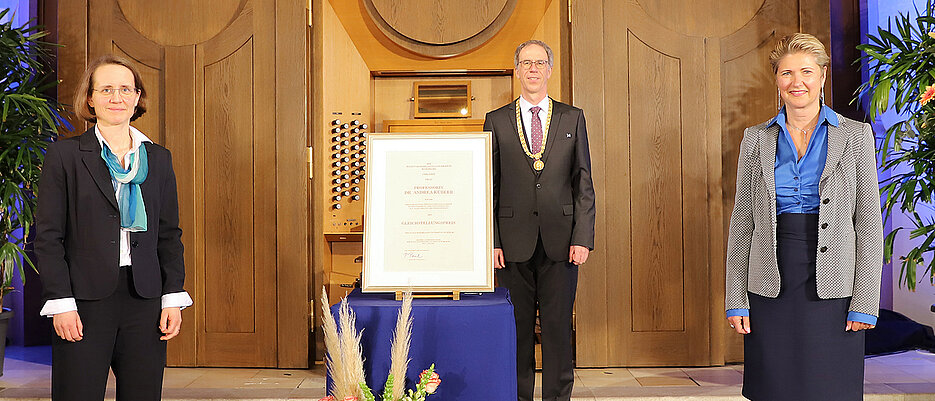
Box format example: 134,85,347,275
725,33,883,401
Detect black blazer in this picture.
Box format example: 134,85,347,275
35,127,185,302
485,98,596,262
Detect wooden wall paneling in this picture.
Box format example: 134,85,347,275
704,37,726,366
195,4,277,366
329,0,551,71
310,0,326,362
362,0,516,57
637,0,764,38
56,0,89,135
570,0,609,367
717,0,831,363
68,0,307,367
115,0,246,47
164,44,198,366
275,0,310,368
627,33,684,334
621,3,711,366
369,0,508,44
599,0,629,367
202,41,257,333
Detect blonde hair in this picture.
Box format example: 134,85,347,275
769,33,830,74
73,54,148,123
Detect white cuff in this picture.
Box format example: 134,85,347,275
40,298,78,317
161,291,193,309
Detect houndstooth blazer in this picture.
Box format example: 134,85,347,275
725,112,884,317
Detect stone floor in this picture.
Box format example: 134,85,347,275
1,346,935,400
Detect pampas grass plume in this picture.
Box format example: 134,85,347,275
320,287,344,398
388,290,413,399
338,298,367,398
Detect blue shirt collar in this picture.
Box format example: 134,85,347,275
768,104,839,129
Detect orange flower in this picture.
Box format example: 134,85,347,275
422,370,441,394
921,84,935,106
317,397,335,401
342,397,358,401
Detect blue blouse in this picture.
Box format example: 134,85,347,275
726,105,877,326
774,105,834,214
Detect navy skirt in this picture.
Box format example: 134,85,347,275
743,213,865,401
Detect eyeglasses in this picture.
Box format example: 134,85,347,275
518,60,550,69
92,86,139,97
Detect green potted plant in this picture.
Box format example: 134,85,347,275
857,0,935,291
0,8,67,373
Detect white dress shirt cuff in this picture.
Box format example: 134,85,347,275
161,291,194,309
39,298,78,317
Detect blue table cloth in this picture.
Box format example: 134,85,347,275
327,288,516,400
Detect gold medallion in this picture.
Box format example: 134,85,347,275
515,97,553,172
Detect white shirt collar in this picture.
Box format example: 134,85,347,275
519,95,550,115
94,125,152,155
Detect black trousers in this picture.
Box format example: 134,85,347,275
52,267,166,401
497,237,578,401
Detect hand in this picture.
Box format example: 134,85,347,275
569,245,590,265
160,307,182,340
493,248,505,269
727,315,751,334
846,321,875,332
53,310,83,342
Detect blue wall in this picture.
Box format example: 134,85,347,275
0,0,32,27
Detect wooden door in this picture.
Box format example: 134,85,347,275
571,0,831,366
57,0,309,367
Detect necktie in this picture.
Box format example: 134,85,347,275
530,106,542,154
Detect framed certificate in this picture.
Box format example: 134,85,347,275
362,132,494,293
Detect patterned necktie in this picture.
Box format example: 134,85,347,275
530,106,542,154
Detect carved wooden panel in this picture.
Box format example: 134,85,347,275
202,40,257,334
116,0,245,46
370,0,508,44
195,5,277,366
637,0,765,37
70,0,308,368
361,0,517,57
627,32,685,333
571,0,831,367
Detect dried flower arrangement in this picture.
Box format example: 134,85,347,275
319,288,441,401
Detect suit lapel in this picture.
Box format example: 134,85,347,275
541,98,563,165
758,124,778,199
820,118,847,185
79,128,119,210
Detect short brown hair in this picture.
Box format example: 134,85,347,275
769,33,830,74
73,54,147,123
514,40,554,68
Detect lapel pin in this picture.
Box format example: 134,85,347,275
566,133,571,138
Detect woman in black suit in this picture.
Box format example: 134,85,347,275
36,54,191,401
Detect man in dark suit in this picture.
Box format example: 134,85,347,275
484,40,595,401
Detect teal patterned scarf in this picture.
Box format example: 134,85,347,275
101,142,149,232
